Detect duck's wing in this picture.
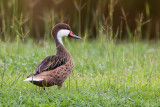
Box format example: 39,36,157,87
34,55,67,74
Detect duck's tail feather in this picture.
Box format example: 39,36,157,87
24,76,43,81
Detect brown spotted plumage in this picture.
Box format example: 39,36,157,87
24,23,82,89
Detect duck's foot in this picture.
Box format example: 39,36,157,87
43,87,46,90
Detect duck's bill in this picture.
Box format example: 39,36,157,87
68,31,82,39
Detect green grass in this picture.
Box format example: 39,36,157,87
0,39,160,106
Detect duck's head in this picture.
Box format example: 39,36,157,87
51,23,82,45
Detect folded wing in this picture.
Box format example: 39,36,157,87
34,55,67,74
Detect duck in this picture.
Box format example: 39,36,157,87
24,23,82,90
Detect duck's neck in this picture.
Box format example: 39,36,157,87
55,38,69,56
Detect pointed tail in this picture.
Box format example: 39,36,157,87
24,76,43,81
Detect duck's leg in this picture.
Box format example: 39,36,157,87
58,84,62,89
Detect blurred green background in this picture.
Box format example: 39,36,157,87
0,0,160,40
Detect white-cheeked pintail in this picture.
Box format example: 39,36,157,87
24,23,82,89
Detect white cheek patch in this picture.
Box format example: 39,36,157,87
57,29,70,45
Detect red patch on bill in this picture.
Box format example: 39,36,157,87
70,31,74,37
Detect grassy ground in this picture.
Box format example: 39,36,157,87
0,38,160,106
